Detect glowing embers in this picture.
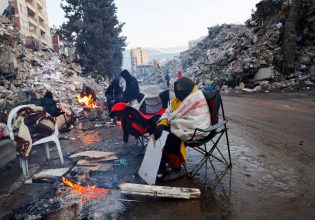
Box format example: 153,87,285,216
76,95,97,109
62,176,108,202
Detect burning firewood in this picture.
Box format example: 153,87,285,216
61,176,108,200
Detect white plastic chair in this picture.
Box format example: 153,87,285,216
7,105,64,177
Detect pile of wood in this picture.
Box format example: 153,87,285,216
70,150,118,171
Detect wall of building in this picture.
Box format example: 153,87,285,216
14,0,52,48
130,48,149,73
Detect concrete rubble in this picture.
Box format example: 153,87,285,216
0,16,106,119
146,0,315,93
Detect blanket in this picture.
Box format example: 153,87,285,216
160,90,210,142
13,105,55,157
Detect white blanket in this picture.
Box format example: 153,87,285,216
160,90,210,142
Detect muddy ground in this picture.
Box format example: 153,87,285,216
0,87,314,220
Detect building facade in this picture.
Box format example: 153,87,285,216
130,47,148,74
11,0,52,48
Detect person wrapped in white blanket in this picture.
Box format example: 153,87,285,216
154,77,211,182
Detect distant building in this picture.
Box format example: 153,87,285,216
6,0,52,48
188,36,206,49
130,47,148,74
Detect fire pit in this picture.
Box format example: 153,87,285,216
61,176,108,202
76,94,103,121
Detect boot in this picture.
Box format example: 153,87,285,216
162,167,186,182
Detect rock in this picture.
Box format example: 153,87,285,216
0,139,16,169
298,55,312,65
258,80,271,91
0,99,5,106
254,67,274,81
0,50,17,75
308,65,315,76
253,85,262,91
0,16,10,24
306,15,315,24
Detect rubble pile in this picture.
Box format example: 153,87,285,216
146,59,182,85
149,0,315,93
0,16,105,120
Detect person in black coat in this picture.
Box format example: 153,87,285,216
40,91,64,117
80,83,96,102
120,69,140,103
165,72,170,88
105,78,123,112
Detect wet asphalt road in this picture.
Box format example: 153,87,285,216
1,85,314,219
221,92,315,219
127,87,315,220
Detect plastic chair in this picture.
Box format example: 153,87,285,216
183,90,232,178
7,105,64,177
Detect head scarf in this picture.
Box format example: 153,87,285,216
111,78,120,88
174,77,194,101
120,69,131,81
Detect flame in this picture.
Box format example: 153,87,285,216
76,94,97,109
62,176,108,201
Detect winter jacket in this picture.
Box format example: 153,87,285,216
120,70,140,103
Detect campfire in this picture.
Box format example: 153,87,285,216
62,176,108,202
76,94,97,109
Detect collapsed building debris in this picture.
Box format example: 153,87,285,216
0,16,106,122
146,0,315,93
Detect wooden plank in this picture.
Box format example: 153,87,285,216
119,183,201,199
32,167,70,179
138,131,168,185
74,164,102,171
76,156,118,165
70,151,115,159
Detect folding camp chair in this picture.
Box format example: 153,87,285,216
110,90,169,148
183,89,231,178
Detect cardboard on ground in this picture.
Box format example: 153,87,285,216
138,131,168,185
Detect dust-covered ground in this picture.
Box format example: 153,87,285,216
0,86,314,220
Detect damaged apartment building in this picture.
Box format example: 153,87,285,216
1,0,52,49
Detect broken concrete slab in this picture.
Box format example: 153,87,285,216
308,65,315,76
0,49,17,75
0,16,10,24
254,67,275,81
0,138,15,169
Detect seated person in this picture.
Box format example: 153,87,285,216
40,91,64,117
40,91,71,130
105,78,123,112
154,77,211,182
80,83,96,102
120,69,140,103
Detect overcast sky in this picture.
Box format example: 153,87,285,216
46,0,260,48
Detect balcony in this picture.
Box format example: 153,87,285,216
36,0,46,15
37,2,43,10
27,7,37,23
26,0,36,11
38,16,46,29
28,22,37,35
